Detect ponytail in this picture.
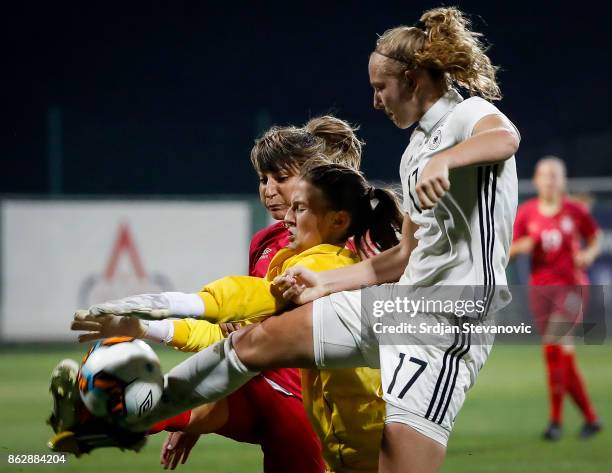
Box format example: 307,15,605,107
359,187,403,253
375,7,501,100
303,115,364,170
301,160,403,256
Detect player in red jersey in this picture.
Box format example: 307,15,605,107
158,115,363,471
249,116,362,277
511,156,602,441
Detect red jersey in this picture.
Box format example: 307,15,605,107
513,198,598,285
249,221,290,278
248,221,301,397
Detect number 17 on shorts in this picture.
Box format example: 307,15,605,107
380,331,492,446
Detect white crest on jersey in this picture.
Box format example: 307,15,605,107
561,216,574,234
399,89,518,288
428,129,442,150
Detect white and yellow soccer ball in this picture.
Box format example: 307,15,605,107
77,337,163,424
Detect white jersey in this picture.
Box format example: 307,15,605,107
308,90,519,446
399,89,518,287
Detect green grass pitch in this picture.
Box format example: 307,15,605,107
0,343,609,472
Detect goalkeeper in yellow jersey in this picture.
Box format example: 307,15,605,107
73,159,404,473
50,116,363,471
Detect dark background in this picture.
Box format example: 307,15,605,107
4,1,612,195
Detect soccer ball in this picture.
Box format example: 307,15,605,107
77,337,163,424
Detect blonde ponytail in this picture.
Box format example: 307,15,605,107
375,7,501,100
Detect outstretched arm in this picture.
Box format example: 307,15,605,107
71,312,241,354
78,275,282,322
275,215,417,303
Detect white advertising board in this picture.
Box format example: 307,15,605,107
1,199,250,341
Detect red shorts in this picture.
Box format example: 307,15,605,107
217,374,324,473
529,285,589,334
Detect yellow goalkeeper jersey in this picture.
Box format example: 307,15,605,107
169,243,384,473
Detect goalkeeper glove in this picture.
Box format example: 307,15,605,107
85,292,204,320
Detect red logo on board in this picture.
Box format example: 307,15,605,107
78,224,173,307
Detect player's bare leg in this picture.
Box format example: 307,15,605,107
379,423,445,473
140,303,317,430
231,302,316,370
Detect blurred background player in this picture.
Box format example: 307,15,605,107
72,159,404,473
511,156,602,440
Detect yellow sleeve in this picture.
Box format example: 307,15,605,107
197,276,283,323
169,319,225,352
194,250,355,324
291,254,354,272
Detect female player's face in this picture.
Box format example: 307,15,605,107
284,180,340,253
258,169,300,220
368,53,416,129
534,161,566,201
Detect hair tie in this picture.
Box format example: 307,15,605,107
368,187,380,211
413,20,427,31
303,130,319,146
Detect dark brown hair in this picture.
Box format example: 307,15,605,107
301,159,402,254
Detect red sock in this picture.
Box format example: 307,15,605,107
563,351,598,424
544,344,565,424
147,410,192,435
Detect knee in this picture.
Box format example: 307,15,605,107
380,423,446,473
231,325,269,370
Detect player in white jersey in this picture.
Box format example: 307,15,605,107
76,7,519,473
398,88,517,288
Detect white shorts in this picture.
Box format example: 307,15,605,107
312,286,493,446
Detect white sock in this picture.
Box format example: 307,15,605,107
163,292,205,317
143,319,174,344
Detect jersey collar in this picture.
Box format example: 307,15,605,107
418,88,463,134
